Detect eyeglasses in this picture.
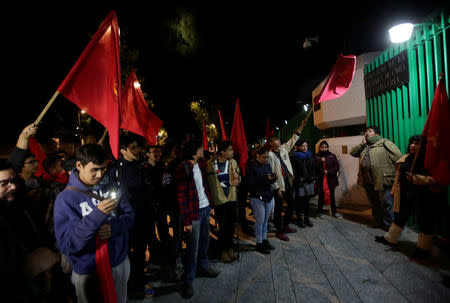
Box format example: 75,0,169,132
0,177,19,188
25,160,38,165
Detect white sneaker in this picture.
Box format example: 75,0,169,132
333,213,343,219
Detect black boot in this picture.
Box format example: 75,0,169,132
255,242,271,254
304,217,313,227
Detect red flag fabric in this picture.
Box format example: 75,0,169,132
96,237,117,303
314,54,356,105
322,162,331,206
218,110,228,141
203,123,208,151
120,70,163,145
231,99,248,176
422,78,450,186
28,137,47,177
57,11,121,159
265,116,274,141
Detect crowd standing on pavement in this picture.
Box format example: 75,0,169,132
0,121,447,303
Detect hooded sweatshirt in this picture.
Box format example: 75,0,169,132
53,170,135,275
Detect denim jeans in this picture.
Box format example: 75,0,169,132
183,206,211,284
364,185,394,227
251,197,274,243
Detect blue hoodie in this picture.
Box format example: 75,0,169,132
54,170,135,275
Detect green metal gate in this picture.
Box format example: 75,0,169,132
364,11,449,237
364,11,449,153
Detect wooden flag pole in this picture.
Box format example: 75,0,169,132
34,91,60,125
306,108,313,120
98,129,108,145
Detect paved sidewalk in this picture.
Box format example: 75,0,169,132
131,209,450,303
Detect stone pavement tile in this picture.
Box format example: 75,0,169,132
351,280,408,303
195,261,240,303
270,238,297,303
320,263,362,303
236,281,276,303
383,262,450,302
292,282,339,303
302,227,335,265
238,251,273,283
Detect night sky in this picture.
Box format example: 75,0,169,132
4,1,448,147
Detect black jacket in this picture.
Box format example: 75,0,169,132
246,160,275,203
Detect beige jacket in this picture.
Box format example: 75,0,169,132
206,158,240,207
268,133,300,191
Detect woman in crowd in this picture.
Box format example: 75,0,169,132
246,147,278,254
290,140,316,227
315,140,342,219
375,135,445,259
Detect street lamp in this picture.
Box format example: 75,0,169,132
303,104,309,112
388,23,414,43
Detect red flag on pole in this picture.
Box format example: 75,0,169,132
422,78,450,186
231,99,248,176
203,123,208,151
265,116,274,141
57,10,121,159
218,110,228,141
314,54,356,105
120,70,163,146
322,162,331,206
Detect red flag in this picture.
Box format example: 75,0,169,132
422,78,450,186
322,162,331,206
265,116,274,141
314,54,356,105
218,110,228,141
28,137,47,177
57,11,121,159
120,70,163,145
203,123,208,151
231,99,248,176
96,237,117,303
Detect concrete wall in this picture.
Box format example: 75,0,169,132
313,52,380,130
315,136,370,207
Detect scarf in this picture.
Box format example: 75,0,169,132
366,135,381,145
293,150,312,160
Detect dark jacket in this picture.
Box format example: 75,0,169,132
315,152,340,189
246,159,274,203
109,157,148,226
290,151,316,185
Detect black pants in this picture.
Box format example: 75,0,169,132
147,207,169,264
237,180,250,230
318,187,337,215
294,195,311,222
128,226,147,288
394,190,434,234
274,180,294,231
215,202,237,251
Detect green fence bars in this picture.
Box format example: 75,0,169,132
364,10,450,236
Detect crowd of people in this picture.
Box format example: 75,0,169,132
0,120,447,303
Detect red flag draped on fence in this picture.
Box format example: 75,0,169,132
218,110,228,140
421,78,450,186
231,99,248,176
57,10,121,160
203,123,208,151
120,70,163,145
314,54,356,105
